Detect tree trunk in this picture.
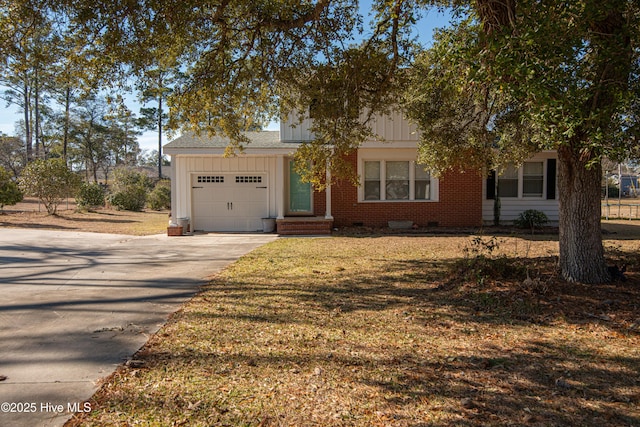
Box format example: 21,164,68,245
34,68,40,159
557,145,610,283
63,87,71,162
157,79,163,179
23,79,32,162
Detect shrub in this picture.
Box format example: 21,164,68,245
108,168,153,211
147,179,171,210
456,236,526,285
0,166,22,212
18,158,80,215
514,209,549,232
76,182,106,209
603,185,619,198
109,189,147,211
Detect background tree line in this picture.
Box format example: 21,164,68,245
0,6,172,181
0,7,173,216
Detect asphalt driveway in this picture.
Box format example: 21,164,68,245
0,229,278,427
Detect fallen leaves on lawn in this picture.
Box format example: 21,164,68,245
66,235,640,427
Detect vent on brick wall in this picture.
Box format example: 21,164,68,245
236,176,262,183
197,176,224,183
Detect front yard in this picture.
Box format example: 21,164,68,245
65,231,640,426
0,197,169,235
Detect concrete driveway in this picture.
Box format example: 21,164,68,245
0,229,278,427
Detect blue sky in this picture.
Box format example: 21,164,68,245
0,4,450,151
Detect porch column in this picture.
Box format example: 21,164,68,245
169,155,177,224
325,161,333,220
276,155,285,219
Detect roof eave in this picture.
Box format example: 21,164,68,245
163,146,300,156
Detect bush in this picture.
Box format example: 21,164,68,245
0,166,22,212
147,179,171,210
603,185,619,198
76,182,106,209
109,188,147,211
18,158,80,215
514,209,549,232
108,168,153,211
457,236,526,285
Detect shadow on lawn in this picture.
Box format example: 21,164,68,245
58,215,136,224
337,220,640,242
206,251,639,329
0,220,76,231
77,242,639,426
181,252,639,425
0,214,136,231
124,337,639,426
372,342,640,426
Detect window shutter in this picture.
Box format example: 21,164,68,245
547,159,556,200
486,171,496,200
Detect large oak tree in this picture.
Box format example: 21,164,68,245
4,0,638,283
403,0,639,282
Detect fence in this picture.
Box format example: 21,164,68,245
602,201,640,220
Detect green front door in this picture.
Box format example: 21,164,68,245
289,161,312,213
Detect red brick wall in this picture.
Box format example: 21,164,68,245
313,153,483,228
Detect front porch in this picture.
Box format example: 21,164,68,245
273,155,334,235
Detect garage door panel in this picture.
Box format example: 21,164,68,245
191,174,268,232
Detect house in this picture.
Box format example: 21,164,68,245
620,174,639,197
163,112,559,234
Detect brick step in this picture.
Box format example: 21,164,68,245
278,228,332,235
276,218,333,235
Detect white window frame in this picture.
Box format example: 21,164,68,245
522,161,544,198
497,161,546,199
358,152,439,202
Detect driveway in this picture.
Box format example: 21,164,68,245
0,229,278,427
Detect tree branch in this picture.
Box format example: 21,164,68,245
261,0,332,31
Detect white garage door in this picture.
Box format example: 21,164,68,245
191,174,268,232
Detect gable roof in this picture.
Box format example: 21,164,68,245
163,131,302,155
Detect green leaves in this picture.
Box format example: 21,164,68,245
0,166,22,210
402,0,640,175
18,158,80,215
107,168,153,211
3,0,638,176
402,20,538,175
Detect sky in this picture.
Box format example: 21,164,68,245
0,4,450,152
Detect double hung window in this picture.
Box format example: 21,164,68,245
522,162,544,197
363,160,434,201
498,165,519,198
386,161,410,200
492,161,545,199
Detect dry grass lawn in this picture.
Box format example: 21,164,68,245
59,221,640,426
0,197,169,235
3,199,638,425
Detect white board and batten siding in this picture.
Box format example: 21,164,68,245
482,152,560,224
173,155,280,232
280,110,419,144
